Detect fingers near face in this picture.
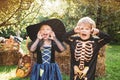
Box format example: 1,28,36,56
76,23,92,40
39,25,53,40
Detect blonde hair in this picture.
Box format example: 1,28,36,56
77,17,96,28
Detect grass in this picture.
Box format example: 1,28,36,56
0,65,69,80
96,44,120,80
0,43,120,80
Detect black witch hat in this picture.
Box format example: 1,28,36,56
26,19,66,42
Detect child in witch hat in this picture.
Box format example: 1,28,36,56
26,19,66,80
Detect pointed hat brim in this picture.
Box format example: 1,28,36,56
26,19,66,42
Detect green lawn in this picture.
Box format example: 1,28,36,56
0,44,120,80
96,44,120,80
0,65,69,80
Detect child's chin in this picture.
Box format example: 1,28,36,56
81,37,89,40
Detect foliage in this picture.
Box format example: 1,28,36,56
65,0,120,42
0,0,120,42
0,0,68,38
96,45,120,80
0,27,16,38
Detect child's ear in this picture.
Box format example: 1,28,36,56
91,29,94,34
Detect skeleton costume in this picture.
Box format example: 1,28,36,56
64,30,111,80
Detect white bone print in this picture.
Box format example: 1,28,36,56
74,40,94,70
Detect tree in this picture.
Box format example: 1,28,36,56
0,0,68,38
0,0,44,38
65,0,120,42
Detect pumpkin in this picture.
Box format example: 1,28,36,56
16,69,25,77
16,55,32,78
25,63,31,68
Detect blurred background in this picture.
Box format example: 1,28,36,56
0,0,120,80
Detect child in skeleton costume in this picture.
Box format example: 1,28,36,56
64,17,111,80
26,19,66,80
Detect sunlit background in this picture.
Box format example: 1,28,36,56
0,0,120,80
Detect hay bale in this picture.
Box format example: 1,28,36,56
95,46,106,77
0,37,21,65
55,43,70,75
0,50,21,65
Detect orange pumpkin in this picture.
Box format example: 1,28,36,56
16,69,25,77
25,63,31,68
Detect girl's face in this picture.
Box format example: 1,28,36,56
39,25,52,40
77,23,92,40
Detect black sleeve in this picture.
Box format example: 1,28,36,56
97,31,111,48
27,41,33,51
63,29,76,44
52,41,65,53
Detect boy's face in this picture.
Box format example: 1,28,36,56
39,25,52,40
77,23,92,40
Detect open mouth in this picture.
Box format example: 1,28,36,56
81,33,87,37
43,34,48,38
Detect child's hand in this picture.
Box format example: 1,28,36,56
92,28,99,35
74,26,80,33
49,31,56,40
37,31,43,40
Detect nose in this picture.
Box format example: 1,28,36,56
43,29,48,32
81,29,86,33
